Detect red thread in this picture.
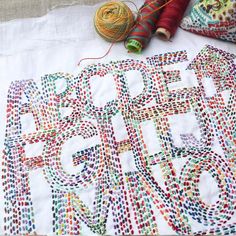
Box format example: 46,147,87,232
78,42,114,66
125,0,167,51
156,0,190,40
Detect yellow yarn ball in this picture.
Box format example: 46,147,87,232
94,1,134,42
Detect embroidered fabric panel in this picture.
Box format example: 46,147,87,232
2,45,236,235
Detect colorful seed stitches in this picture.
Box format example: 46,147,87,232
2,45,236,235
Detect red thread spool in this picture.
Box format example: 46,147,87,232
156,0,191,41
125,0,166,53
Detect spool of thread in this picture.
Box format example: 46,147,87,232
125,0,166,53
94,1,135,42
156,0,191,41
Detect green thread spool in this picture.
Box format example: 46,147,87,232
125,39,142,53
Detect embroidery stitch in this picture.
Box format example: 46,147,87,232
2,45,236,235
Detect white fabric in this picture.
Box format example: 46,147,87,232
0,1,235,235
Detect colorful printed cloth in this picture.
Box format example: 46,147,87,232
181,0,236,43
0,1,236,235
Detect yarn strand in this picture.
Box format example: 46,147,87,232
78,42,114,66
78,0,175,65
138,0,174,21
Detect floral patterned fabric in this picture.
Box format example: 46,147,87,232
181,0,236,43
